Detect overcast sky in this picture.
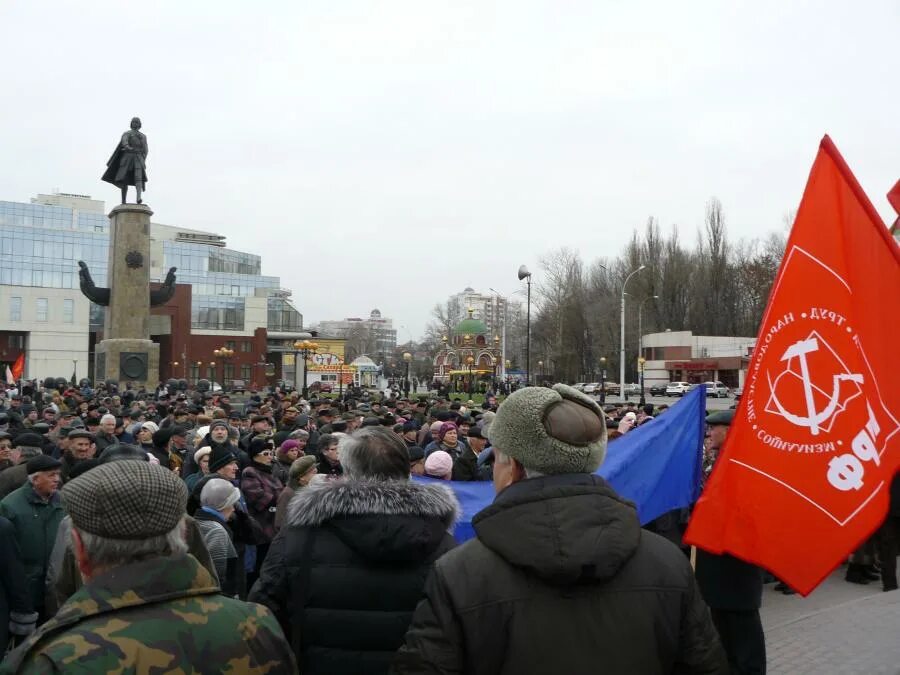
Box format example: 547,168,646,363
1,1,897,337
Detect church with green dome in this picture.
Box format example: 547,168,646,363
433,309,503,392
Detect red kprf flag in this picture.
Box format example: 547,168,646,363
684,136,900,596
10,353,24,382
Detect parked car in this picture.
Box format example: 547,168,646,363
572,382,587,392
665,381,691,397
582,382,601,394
624,383,641,395
604,382,621,396
229,379,246,395
705,381,730,398
649,384,668,396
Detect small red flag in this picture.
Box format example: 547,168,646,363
684,136,900,596
10,353,24,382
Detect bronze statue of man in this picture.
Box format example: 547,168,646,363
102,117,148,204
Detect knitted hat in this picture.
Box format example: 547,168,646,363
208,444,238,472
279,439,300,453
62,461,187,539
140,421,159,434
437,422,457,442
487,384,607,475
200,478,241,511
209,419,229,433
424,450,453,480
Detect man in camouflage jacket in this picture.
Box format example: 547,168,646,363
1,461,296,674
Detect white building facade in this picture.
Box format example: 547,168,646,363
641,330,757,390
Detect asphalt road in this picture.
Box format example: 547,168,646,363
591,393,737,411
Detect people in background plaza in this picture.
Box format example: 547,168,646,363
0,432,17,473
424,450,453,480
195,478,242,598
451,426,489,481
315,433,343,477
0,439,43,500
272,438,301,485
250,426,458,674
241,436,284,586
93,413,117,454
877,475,900,592
392,384,726,674
185,447,211,491
2,460,296,673
423,422,466,460
0,515,36,655
0,455,64,624
59,430,96,484
693,409,766,674
274,455,318,531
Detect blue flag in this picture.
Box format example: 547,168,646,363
416,386,706,542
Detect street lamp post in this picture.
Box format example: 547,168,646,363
620,265,647,402
292,340,319,399
208,362,216,389
637,294,658,406
638,357,647,406
537,360,544,384
599,356,607,404
518,265,532,385
465,355,475,394
213,347,234,391
403,352,412,396
195,361,203,386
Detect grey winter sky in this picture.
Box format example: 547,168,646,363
1,1,897,337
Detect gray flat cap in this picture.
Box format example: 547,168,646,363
62,460,187,539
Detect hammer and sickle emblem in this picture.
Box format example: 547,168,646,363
767,337,863,435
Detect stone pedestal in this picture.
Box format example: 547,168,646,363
95,338,160,389
93,203,159,388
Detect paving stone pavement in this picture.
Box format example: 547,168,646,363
760,567,900,674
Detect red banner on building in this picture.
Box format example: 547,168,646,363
684,136,900,595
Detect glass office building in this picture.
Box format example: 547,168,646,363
0,193,303,381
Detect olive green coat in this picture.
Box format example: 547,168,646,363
1,554,296,674
0,484,64,616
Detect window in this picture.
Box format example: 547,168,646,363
206,365,216,380
224,364,235,381
241,341,252,352
190,363,200,383
225,341,237,350
241,364,252,380
36,298,48,322
63,299,74,323
9,296,21,321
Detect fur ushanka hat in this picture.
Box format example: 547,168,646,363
486,383,607,475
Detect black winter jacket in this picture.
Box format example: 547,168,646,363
392,473,728,675
249,478,458,675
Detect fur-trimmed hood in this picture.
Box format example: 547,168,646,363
287,478,459,530
286,479,460,564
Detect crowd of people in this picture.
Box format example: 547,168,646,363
0,376,895,673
